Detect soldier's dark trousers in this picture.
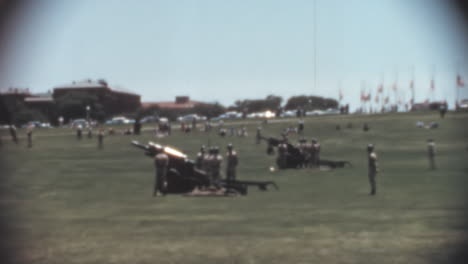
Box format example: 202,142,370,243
27,136,32,148
226,169,236,181
154,170,167,196
429,156,436,170
368,172,376,195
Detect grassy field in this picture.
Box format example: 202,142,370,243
1,111,468,264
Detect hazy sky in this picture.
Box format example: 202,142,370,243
1,0,468,109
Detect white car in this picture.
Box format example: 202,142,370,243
280,110,296,117
306,110,324,116
106,116,133,125
177,114,207,122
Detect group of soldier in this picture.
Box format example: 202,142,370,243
152,143,239,196
75,125,105,149
195,144,238,183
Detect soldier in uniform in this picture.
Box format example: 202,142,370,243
298,119,304,135
367,144,378,195
277,142,288,169
297,138,307,168
211,147,223,187
76,125,83,140
192,117,197,130
256,126,262,144
241,126,248,137
154,152,169,196
195,145,206,170
9,125,18,144
204,147,216,186
97,129,104,149
26,124,33,148
363,123,370,132
226,144,238,181
87,126,93,139
312,138,321,167
427,139,436,170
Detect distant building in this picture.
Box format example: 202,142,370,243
53,79,141,116
142,96,205,110
411,101,446,111
24,92,55,121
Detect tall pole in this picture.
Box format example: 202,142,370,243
313,0,317,92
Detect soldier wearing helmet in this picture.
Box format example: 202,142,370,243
154,152,169,196
211,146,223,187
226,144,238,181
312,138,321,167
367,144,378,195
427,139,436,170
195,145,206,170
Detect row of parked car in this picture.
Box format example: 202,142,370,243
8,108,341,129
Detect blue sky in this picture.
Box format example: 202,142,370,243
1,0,468,109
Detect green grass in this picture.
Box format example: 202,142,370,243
1,111,468,264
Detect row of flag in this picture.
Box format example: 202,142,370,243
338,74,465,104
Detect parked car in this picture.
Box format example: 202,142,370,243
105,116,134,125
323,108,340,115
140,115,159,123
177,114,207,122
211,111,242,121
71,119,88,128
305,110,324,116
280,110,296,118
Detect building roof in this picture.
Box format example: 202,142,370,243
142,100,204,109
24,96,54,103
54,79,139,96
0,88,31,95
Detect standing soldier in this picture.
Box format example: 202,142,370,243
195,145,206,170
192,117,197,130
298,119,304,135
363,123,370,132
427,139,436,170
87,126,93,139
256,126,262,144
312,138,321,167
97,129,104,149
9,125,18,144
226,144,238,181
154,152,169,196
204,147,214,185
367,144,378,195
277,142,288,169
26,124,34,148
439,103,447,118
241,126,248,137
211,147,223,187
76,125,83,140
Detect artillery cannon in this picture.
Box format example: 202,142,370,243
131,141,278,195
259,136,306,169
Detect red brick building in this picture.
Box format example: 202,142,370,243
53,79,141,116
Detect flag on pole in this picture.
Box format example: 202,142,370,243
410,80,414,90
384,96,389,104
430,79,435,91
339,89,343,101
378,84,383,93
457,74,464,87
